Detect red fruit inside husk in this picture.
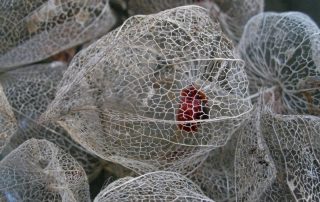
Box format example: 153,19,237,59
176,84,210,132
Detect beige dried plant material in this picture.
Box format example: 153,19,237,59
0,84,17,154
0,139,90,202
42,6,252,174
0,0,117,69
0,62,103,179
94,171,214,202
238,12,320,115
127,0,264,43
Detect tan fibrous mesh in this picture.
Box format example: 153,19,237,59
127,0,193,15
0,0,117,69
127,0,264,43
0,62,103,179
237,12,320,115
94,171,214,202
234,100,320,201
261,107,320,201
190,135,236,201
0,138,90,202
208,0,264,44
41,6,252,174
0,84,17,154
234,105,277,201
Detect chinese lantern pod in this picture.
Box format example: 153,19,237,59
94,171,214,202
234,101,320,201
261,107,320,201
190,135,237,201
42,5,252,174
0,62,102,179
234,105,277,201
0,0,117,69
0,138,90,202
0,84,17,155
127,0,264,43
238,12,320,115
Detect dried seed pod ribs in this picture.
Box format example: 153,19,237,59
43,5,251,174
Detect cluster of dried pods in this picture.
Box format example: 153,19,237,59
0,0,319,201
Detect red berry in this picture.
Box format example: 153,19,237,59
176,84,209,132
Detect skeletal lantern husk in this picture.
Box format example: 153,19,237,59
260,107,320,201
93,171,214,202
234,104,278,201
190,134,237,201
127,0,264,43
238,12,320,115
0,0,117,69
0,84,17,154
0,139,90,202
42,6,252,174
234,100,320,201
0,62,103,180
